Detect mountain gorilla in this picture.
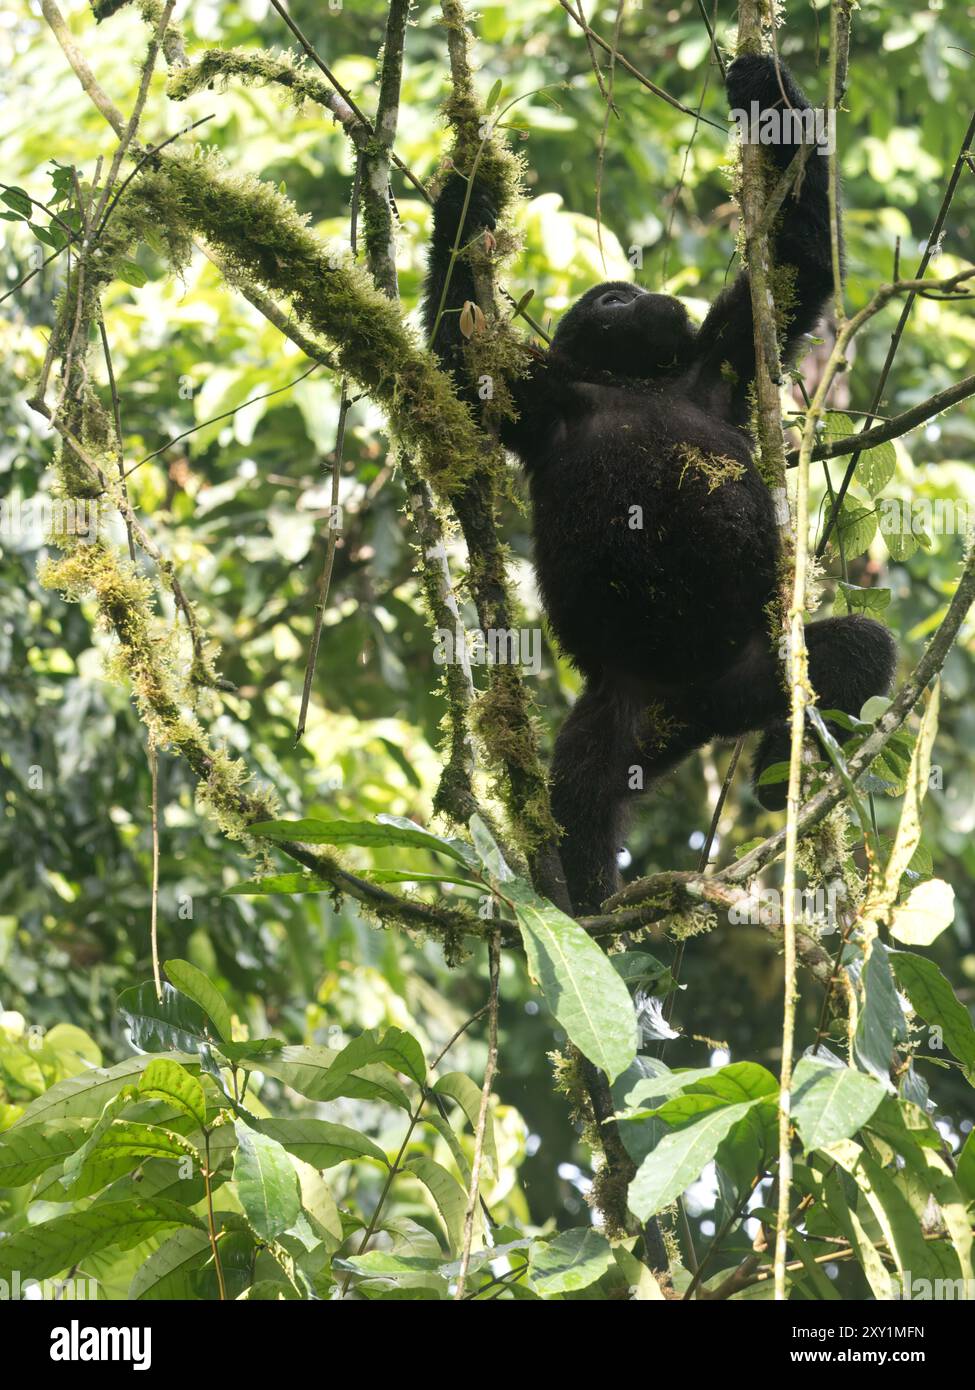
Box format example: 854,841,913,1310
423,53,896,914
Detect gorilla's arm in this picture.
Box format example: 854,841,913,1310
692,54,836,421
422,172,576,462
421,172,494,387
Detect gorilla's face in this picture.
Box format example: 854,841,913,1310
550,282,697,379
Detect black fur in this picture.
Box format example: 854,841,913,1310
423,55,896,914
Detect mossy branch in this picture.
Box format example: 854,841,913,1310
436,0,566,907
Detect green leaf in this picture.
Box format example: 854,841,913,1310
68,1122,191,1192
956,1131,975,1203
117,258,148,287
791,1056,886,1151
889,878,955,946
129,1228,212,1300
406,1156,469,1253
506,879,637,1082
0,1198,202,1280
248,816,474,865
823,1165,893,1299
469,813,515,882
826,1138,946,1283
757,760,790,787
163,959,233,1043
213,1039,284,1063
0,1119,92,1187
322,1027,426,1090
862,680,940,924
292,1158,343,1244
254,1117,387,1169
10,1055,197,1128
610,951,676,994
833,582,891,621
137,1058,207,1129
233,1120,301,1241
238,1044,412,1112
857,440,896,498
684,1061,777,1103
433,1072,498,1177
116,981,212,1052
629,1099,761,1219
226,869,484,893
833,497,877,558
852,942,907,1086
890,952,975,1074
1,187,32,217
529,1228,613,1295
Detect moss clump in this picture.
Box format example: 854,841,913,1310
472,669,560,851
676,444,747,493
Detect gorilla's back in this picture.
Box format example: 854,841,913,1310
526,379,781,682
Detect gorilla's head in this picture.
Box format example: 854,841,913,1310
550,282,697,379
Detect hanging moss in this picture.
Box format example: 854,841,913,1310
166,47,338,113
127,149,491,500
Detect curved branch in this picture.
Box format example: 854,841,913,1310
786,372,975,467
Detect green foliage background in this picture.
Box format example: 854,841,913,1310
1,0,973,1273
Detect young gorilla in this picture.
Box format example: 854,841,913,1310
424,54,896,914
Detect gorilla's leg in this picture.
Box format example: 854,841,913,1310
550,681,704,915
740,615,896,810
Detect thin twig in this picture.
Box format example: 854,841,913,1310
454,933,500,1299
786,372,975,466
98,316,136,561
594,0,625,272
558,0,727,130
817,104,975,554
148,741,162,1001
203,1130,227,1300
122,365,321,481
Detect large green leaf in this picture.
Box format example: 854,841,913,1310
255,1117,387,1170
956,1131,975,1203
233,1120,301,1241
238,1045,412,1112
163,960,233,1043
629,1099,761,1219
857,440,896,498
248,815,474,865
0,1118,92,1187
10,1055,198,1128
890,952,975,1077
826,1138,946,1284
137,1058,207,1130
406,1156,469,1254
0,1198,202,1280
506,880,637,1082
225,869,483,894
529,1228,613,1295
129,1228,212,1300
433,1072,498,1177
852,941,906,1086
792,1056,886,1151
833,497,877,559
116,981,212,1053
889,878,956,947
